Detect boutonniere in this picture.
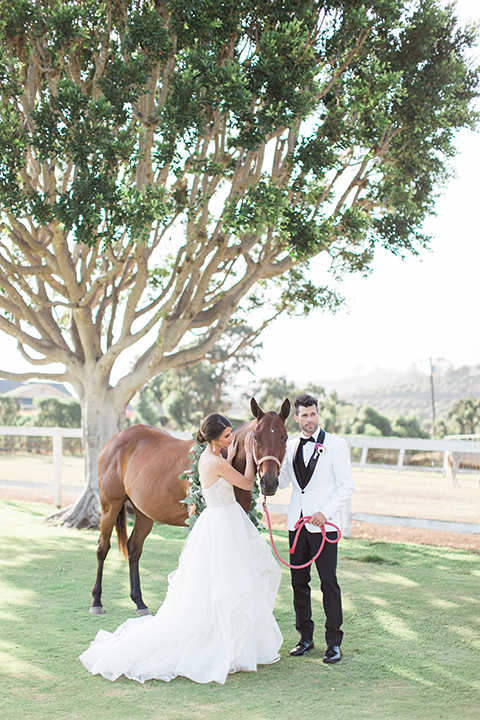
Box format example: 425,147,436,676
313,442,325,459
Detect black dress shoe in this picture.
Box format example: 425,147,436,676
323,645,341,663
289,639,314,656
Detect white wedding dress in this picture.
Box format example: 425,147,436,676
79,477,283,684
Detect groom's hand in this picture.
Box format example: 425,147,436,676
309,512,327,527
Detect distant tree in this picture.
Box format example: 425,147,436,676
130,386,160,427
35,398,81,428
349,405,393,436
135,325,262,429
445,397,480,435
363,423,384,437
255,380,430,438
147,366,214,430
317,391,354,434
255,376,300,408
254,376,325,432
0,396,21,425
347,405,429,437
391,413,429,439
434,418,448,439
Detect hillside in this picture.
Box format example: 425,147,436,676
330,365,480,423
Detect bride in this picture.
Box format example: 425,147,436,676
79,413,283,684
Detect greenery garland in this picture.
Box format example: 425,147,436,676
180,434,263,529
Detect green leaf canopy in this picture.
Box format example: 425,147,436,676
0,0,477,397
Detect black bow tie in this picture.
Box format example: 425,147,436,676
300,436,316,445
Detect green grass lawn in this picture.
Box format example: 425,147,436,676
1,499,479,720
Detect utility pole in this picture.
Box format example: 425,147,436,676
429,357,436,437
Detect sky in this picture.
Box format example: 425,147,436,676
251,0,480,387
0,0,479,394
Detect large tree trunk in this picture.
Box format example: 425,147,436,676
47,377,126,529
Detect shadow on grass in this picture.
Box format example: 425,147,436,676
338,537,480,696
1,501,480,720
1,502,187,672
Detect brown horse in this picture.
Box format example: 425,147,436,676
90,397,290,615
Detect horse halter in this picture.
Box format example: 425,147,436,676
253,448,282,468
252,438,283,469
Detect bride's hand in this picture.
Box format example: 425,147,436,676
227,438,238,464
244,430,254,457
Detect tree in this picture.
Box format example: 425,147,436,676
130,385,161,427
390,413,428,439
0,396,21,425
35,397,82,428
255,380,429,438
317,390,355,434
445,397,480,435
347,404,429,437
255,376,325,432
0,0,478,526
141,325,262,429
349,404,392,436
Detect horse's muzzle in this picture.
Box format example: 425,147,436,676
259,476,279,497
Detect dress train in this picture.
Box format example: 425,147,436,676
79,478,283,684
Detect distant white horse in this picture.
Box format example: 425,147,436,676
443,436,480,485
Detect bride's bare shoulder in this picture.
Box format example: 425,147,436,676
199,455,229,489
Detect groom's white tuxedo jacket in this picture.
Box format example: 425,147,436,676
278,430,354,533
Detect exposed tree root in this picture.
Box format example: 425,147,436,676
46,491,101,529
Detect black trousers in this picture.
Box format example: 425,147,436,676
289,526,343,647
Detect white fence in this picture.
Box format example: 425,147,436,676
0,426,192,507
264,435,480,537
347,434,480,471
347,435,480,535
1,428,479,536
0,425,83,506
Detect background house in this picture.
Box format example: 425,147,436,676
0,380,72,413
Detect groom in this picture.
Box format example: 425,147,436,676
278,393,354,664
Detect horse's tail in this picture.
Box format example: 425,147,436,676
115,503,128,561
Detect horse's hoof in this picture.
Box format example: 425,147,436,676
135,607,152,616
89,606,105,615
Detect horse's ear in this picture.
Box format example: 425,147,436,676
250,397,264,419
279,398,291,420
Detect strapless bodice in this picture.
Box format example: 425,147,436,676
201,477,236,508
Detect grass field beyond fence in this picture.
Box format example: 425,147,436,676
1,500,480,720
351,466,480,525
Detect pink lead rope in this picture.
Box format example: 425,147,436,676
262,497,341,569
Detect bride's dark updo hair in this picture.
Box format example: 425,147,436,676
196,413,232,445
